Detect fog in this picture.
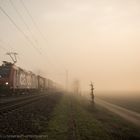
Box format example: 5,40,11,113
0,0,140,94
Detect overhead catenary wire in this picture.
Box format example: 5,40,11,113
19,0,65,74
9,0,39,50
20,0,49,44
0,5,41,55
19,0,60,69
0,5,60,78
0,1,66,80
19,0,54,62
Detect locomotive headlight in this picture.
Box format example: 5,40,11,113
5,82,8,85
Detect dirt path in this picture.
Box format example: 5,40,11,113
95,98,140,126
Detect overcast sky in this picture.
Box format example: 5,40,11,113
0,0,140,92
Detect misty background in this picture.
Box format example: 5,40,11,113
0,0,140,94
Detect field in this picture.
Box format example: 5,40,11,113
97,92,140,113
0,92,140,140
43,93,140,140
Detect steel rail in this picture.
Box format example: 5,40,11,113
0,94,47,113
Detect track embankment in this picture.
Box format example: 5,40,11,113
0,92,62,137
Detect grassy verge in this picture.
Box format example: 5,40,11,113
70,96,111,140
42,93,140,140
79,96,140,140
42,94,110,140
42,94,70,140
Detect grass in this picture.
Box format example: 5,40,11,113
70,96,111,140
41,93,140,140
80,96,140,140
97,94,140,113
42,94,70,140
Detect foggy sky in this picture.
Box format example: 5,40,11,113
0,0,140,92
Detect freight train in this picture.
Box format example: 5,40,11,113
0,61,60,95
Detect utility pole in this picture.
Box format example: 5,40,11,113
6,52,18,64
65,70,68,91
90,82,94,103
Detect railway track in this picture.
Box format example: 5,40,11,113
0,94,47,113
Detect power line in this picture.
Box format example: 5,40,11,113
20,0,49,44
9,0,40,50
0,6,56,76
19,0,62,72
0,1,65,78
20,0,57,69
0,5,41,55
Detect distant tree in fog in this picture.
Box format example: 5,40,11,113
72,79,81,95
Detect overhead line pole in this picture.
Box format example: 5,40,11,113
65,70,68,91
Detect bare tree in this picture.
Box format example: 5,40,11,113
90,82,94,103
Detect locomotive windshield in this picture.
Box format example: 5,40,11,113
0,66,11,78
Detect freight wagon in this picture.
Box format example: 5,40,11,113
37,75,45,92
0,61,59,95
